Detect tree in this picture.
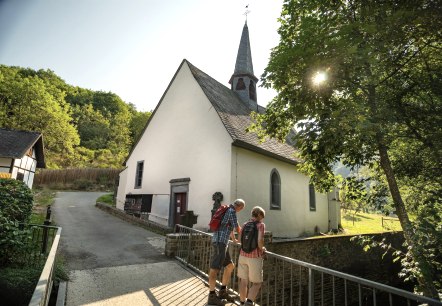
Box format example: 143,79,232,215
129,110,151,145
0,66,80,168
253,0,441,298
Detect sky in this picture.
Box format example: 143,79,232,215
0,0,284,112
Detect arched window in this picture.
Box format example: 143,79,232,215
270,169,281,210
309,184,316,211
236,78,246,90
249,80,256,101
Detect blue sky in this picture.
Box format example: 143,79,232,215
0,0,283,112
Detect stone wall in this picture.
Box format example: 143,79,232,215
96,202,173,235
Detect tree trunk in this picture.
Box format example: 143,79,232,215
377,139,440,300
367,83,439,300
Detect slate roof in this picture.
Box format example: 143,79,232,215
0,128,46,168
187,61,300,165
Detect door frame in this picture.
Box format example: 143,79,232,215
168,178,191,227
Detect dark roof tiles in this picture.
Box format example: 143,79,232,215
0,128,46,168
187,61,300,164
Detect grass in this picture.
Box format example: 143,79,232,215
340,209,402,234
30,188,57,224
96,193,115,207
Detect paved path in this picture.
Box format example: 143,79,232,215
52,192,235,306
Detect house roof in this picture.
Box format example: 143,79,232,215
187,60,300,165
0,128,46,168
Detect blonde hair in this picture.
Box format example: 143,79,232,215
251,206,265,218
233,199,245,208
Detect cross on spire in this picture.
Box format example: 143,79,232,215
244,4,250,23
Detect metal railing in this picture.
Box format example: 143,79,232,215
29,226,62,306
15,224,59,266
173,225,442,306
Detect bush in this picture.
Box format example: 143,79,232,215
0,178,33,223
0,265,41,305
0,258,69,306
0,179,34,266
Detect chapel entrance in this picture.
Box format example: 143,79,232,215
174,192,187,225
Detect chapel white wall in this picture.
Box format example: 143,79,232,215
231,147,329,237
118,61,233,228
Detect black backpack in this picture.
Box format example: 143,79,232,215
241,221,258,253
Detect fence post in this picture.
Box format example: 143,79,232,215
41,206,52,254
187,230,193,267
308,268,314,306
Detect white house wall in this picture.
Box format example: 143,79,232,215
118,61,233,229
116,168,128,209
232,147,329,238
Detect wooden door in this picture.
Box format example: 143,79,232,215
174,193,187,225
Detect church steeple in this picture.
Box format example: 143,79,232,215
229,22,258,111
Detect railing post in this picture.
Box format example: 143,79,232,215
308,268,314,306
41,206,52,254
187,229,192,266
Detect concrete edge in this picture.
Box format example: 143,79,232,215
56,281,67,306
95,202,173,236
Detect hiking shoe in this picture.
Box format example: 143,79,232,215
218,288,235,302
244,301,254,306
208,293,225,306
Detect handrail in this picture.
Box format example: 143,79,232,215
29,226,62,306
173,225,442,306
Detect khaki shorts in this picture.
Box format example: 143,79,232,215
237,255,264,283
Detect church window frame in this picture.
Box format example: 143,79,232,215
135,160,144,189
309,184,316,211
270,168,281,210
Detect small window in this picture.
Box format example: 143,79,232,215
135,161,144,188
270,169,281,210
309,184,316,211
249,80,256,101
236,78,246,90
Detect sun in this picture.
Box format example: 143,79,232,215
312,71,327,85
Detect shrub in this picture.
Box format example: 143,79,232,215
0,178,33,223
0,179,34,266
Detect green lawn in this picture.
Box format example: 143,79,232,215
96,193,115,206
341,210,402,234
30,188,56,224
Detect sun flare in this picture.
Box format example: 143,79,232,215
312,71,327,85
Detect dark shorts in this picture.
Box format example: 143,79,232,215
210,242,232,270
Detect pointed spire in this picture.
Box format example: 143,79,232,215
230,22,258,110
234,22,255,76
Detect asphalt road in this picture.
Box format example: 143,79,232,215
52,191,168,271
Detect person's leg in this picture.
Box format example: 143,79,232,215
247,282,262,301
239,277,248,302
246,257,264,302
209,268,219,291
237,255,249,303
221,262,234,285
208,243,226,305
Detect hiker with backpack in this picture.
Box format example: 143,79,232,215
238,206,266,306
208,199,245,306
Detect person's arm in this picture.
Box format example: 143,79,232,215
258,223,266,252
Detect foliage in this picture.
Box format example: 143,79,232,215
0,257,69,306
129,109,151,144
30,188,56,224
96,193,115,206
0,65,151,168
0,66,80,168
0,179,34,266
253,0,442,298
0,179,33,223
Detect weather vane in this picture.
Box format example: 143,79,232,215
244,4,251,22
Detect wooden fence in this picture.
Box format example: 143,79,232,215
34,168,121,190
